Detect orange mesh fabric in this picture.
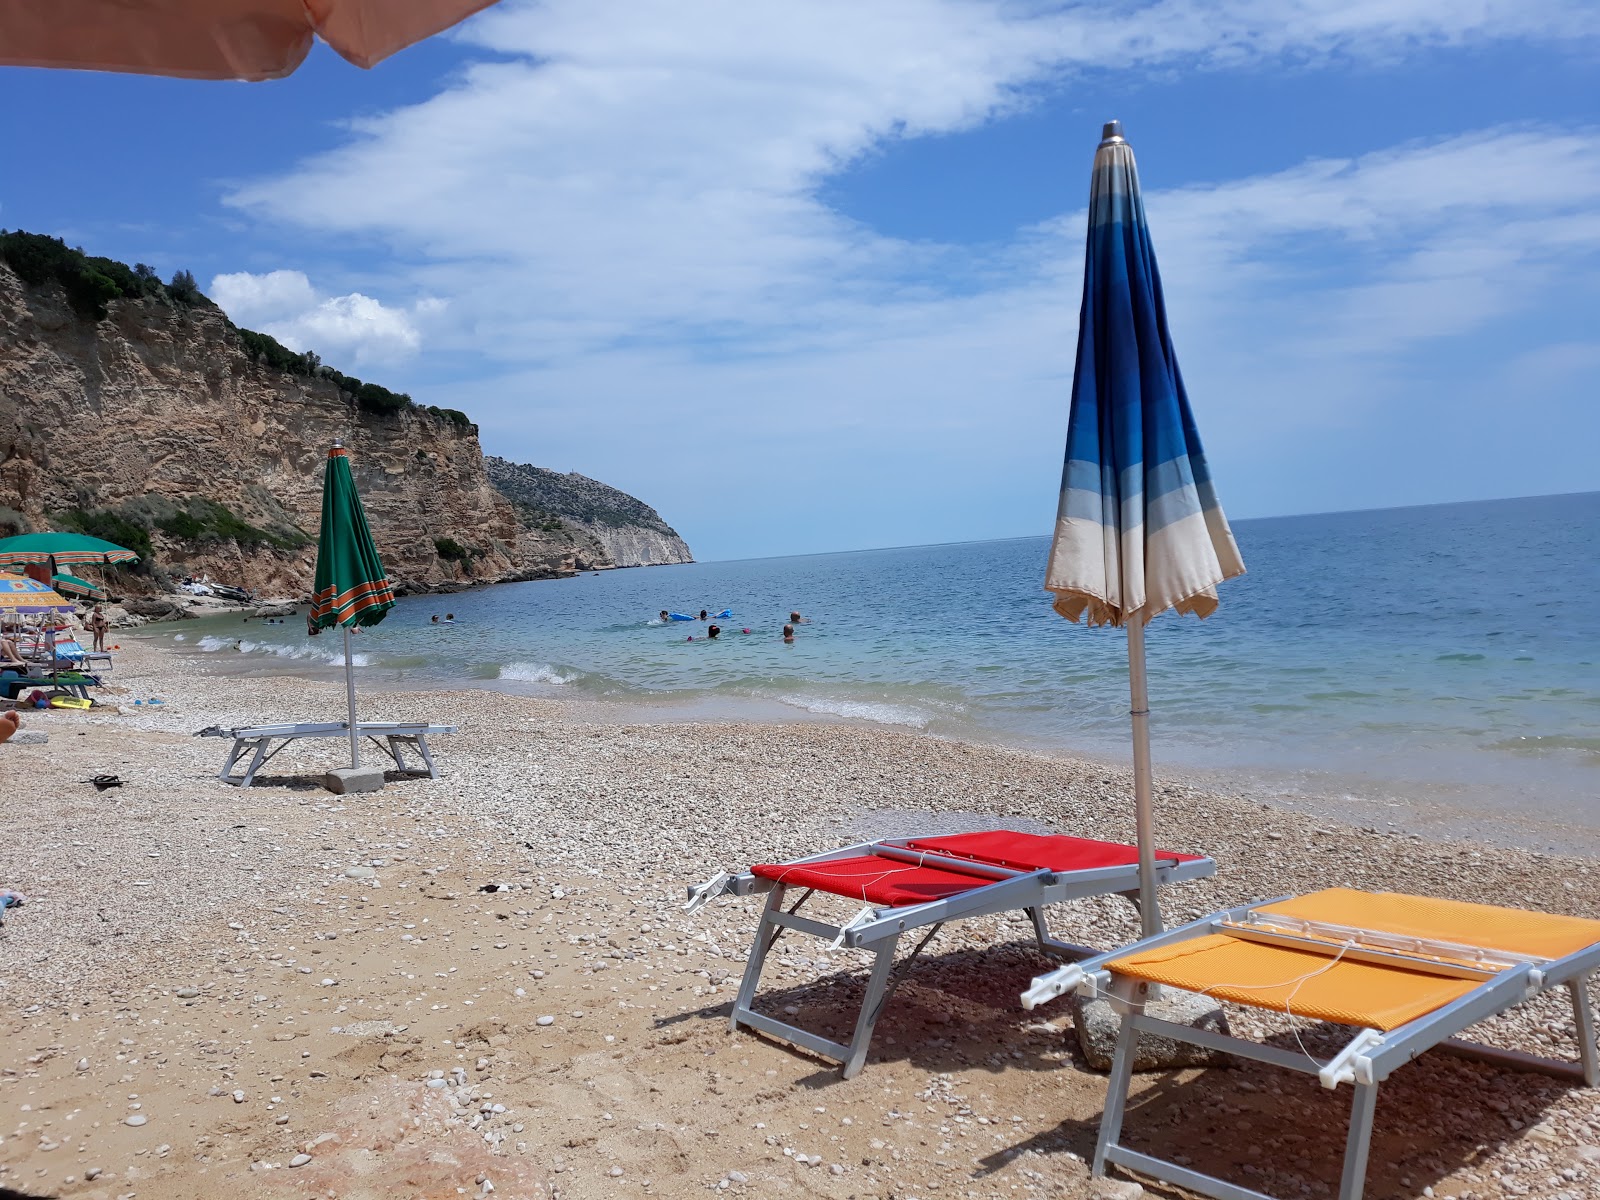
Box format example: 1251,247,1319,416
1107,934,1478,1030
1258,889,1600,962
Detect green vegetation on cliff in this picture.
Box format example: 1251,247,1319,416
484,457,683,536
0,229,469,425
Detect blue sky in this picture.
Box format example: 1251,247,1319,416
3,1,1598,561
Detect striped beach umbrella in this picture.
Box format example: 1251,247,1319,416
1045,121,1245,936
309,443,394,769
52,573,107,601
0,576,76,614
0,532,138,567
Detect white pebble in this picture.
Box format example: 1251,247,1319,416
124,1114,147,1127
536,1015,555,1026
289,1153,312,1167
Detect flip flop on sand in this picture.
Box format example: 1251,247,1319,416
84,774,123,791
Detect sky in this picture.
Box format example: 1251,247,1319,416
2,1,1598,562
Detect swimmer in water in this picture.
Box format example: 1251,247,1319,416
789,611,810,624
698,609,708,621
782,623,795,644
431,614,440,623
445,613,456,622
707,624,721,640
659,610,670,622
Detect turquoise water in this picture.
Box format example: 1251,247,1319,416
170,491,1600,835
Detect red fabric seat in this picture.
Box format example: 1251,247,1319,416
750,829,1204,908
751,856,984,906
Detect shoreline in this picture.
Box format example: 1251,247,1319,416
2,637,1598,1198
163,624,1600,859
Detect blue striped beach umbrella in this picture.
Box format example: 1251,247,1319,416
1046,121,1245,936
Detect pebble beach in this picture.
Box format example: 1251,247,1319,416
3,636,1599,1200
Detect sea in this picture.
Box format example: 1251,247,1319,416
162,491,1600,851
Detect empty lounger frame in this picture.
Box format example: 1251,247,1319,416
1021,889,1600,1200
206,721,458,786
687,830,1215,1078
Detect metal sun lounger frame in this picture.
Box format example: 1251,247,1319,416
213,721,458,787
1020,900,1600,1200
687,838,1215,1079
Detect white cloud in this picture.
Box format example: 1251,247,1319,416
208,269,439,367
214,0,1600,556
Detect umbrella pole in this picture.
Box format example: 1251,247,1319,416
1126,612,1162,938
343,625,360,769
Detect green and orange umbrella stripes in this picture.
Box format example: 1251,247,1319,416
309,444,395,632
0,532,139,567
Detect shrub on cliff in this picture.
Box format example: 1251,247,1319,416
57,508,154,566
433,537,476,564
0,230,209,321
156,499,309,551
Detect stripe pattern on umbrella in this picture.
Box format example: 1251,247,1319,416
1045,125,1244,628
309,446,395,630
0,532,139,567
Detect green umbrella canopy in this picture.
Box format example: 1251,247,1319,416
309,445,394,630
52,573,107,600
0,532,138,566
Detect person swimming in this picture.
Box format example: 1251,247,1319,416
782,623,795,644
431,614,440,623
698,609,708,621
707,624,721,639
789,611,810,624
659,610,670,622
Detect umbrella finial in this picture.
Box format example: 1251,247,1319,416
1100,120,1125,146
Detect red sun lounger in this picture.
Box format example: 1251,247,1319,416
685,829,1214,1078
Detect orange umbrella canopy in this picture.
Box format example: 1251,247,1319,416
0,0,500,82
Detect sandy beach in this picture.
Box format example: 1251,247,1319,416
3,637,1599,1200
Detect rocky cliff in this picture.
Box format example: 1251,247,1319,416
0,236,691,596
485,457,693,569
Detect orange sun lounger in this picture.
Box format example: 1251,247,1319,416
685,829,1214,1077
1022,888,1600,1200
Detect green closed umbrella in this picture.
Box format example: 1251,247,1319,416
308,442,395,768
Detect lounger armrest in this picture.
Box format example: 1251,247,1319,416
1022,963,1090,1010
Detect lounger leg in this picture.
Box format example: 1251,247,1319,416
416,735,439,779
385,735,407,771
1093,1017,1140,1177
219,739,247,783
842,934,902,1079
732,887,785,1033
1570,976,1599,1087
1337,1081,1379,1200
239,739,271,787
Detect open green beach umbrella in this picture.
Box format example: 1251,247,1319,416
309,443,395,768
1045,121,1245,936
0,532,138,567
52,573,107,601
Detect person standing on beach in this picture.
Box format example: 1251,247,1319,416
89,605,109,652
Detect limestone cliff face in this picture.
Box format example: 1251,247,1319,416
485,457,693,569
0,261,688,595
